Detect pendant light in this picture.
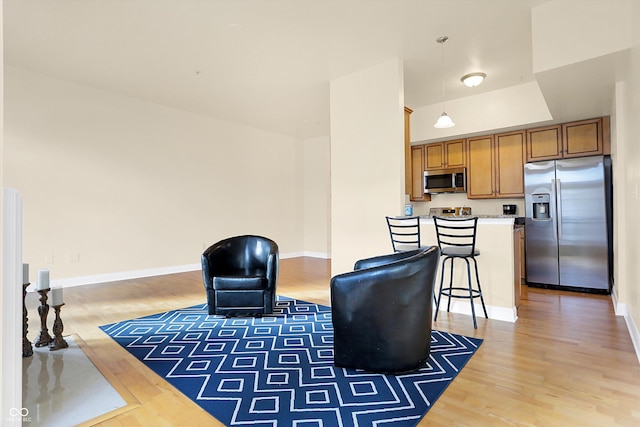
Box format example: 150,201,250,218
434,36,455,129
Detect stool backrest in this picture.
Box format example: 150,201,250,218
433,216,478,254
385,216,421,252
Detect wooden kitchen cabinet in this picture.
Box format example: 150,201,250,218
562,117,606,158
513,226,525,308
495,131,526,198
405,108,431,202
424,139,466,170
410,145,426,201
467,135,494,198
520,229,526,281
425,143,445,169
526,117,610,162
526,125,562,162
467,131,525,199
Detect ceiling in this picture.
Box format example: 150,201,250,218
4,0,615,139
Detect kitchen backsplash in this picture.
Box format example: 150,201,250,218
406,193,525,217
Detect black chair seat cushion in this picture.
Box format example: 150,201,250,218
215,290,265,309
441,246,480,257
213,275,266,290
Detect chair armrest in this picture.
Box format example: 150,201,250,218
332,246,439,298
354,246,436,270
201,253,214,289
265,252,279,288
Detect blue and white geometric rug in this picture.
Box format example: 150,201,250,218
99,297,482,426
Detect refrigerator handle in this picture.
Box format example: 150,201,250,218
550,178,559,241
556,178,563,239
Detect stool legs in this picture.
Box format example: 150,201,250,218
433,258,448,321
464,258,478,329
472,257,488,320
433,255,488,329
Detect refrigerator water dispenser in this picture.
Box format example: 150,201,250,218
532,193,550,219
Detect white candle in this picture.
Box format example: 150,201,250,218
37,269,50,290
23,263,29,284
50,287,64,306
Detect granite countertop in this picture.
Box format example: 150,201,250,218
419,215,525,226
420,214,521,219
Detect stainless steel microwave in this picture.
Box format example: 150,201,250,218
424,167,466,194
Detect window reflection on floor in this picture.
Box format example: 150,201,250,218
22,336,126,427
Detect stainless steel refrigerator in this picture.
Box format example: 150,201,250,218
524,156,613,293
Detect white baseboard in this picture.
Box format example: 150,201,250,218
612,291,640,364
612,289,623,315
300,251,331,259
27,252,331,291
627,311,640,364
39,263,202,290
280,251,330,259
617,303,640,365
435,299,517,323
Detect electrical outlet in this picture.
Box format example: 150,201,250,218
68,252,80,262
45,254,54,264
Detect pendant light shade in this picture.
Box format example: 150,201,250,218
434,35,455,129
434,112,455,128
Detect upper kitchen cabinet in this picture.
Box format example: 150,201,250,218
467,131,525,199
562,117,609,159
424,139,466,170
406,107,431,202
494,131,526,198
526,117,610,162
410,145,427,201
467,135,495,198
526,125,562,162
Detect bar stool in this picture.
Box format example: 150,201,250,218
386,216,439,306
385,216,422,253
433,216,488,329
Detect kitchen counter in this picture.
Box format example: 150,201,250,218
420,217,518,323
421,214,519,220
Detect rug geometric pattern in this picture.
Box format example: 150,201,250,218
100,297,482,426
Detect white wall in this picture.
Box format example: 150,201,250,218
3,66,305,282
1,189,23,423
618,2,640,359
0,1,5,414
0,3,21,420
302,136,331,257
330,58,405,275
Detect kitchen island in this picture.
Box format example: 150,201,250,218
420,216,519,323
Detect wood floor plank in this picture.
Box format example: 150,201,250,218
26,257,640,426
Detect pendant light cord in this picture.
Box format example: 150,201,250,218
438,36,447,112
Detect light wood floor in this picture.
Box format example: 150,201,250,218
33,257,640,426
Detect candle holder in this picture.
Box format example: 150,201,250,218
22,282,34,357
49,304,68,351
34,288,53,347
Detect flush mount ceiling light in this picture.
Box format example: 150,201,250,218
434,36,455,129
461,72,486,87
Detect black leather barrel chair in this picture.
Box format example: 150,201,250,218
330,246,440,374
201,235,279,317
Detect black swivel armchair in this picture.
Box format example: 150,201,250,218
201,235,279,316
330,246,440,374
